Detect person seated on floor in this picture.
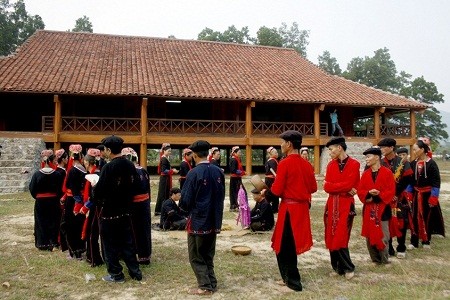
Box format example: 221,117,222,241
250,188,274,232
160,187,188,230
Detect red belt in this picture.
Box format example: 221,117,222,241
133,193,150,202
330,193,353,197
36,193,57,198
282,198,308,204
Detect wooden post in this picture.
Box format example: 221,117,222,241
374,108,380,141
409,109,416,158
53,95,61,150
245,102,254,175
140,98,148,168
313,105,321,174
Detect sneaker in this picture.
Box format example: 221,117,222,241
423,244,431,249
396,252,406,259
345,272,355,280
102,275,125,283
407,244,417,250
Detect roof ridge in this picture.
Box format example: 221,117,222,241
39,29,297,52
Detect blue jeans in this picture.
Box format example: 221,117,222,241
331,122,344,136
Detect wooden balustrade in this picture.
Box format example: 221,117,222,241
42,116,411,138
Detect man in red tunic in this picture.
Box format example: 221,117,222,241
323,137,360,280
358,147,396,265
267,130,317,291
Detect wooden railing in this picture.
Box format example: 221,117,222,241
42,116,410,137
355,124,411,137
147,119,246,135
43,116,330,136
252,121,328,135
46,117,141,133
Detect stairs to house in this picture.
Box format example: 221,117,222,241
319,140,373,175
0,138,45,194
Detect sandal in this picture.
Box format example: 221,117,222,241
187,288,214,296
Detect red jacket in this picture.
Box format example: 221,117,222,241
270,154,317,255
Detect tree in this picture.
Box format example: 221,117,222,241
255,26,282,47
317,51,342,75
343,48,448,143
197,26,251,43
70,15,93,33
278,22,309,57
197,22,309,56
343,48,400,93
403,77,448,142
197,27,222,41
221,25,251,44
0,0,44,56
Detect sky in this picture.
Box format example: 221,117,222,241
23,0,450,112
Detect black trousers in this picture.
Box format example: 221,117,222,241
188,233,217,291
276,213,302,291
330,248,355,275
100,215,142,280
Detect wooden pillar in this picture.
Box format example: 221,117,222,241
140,98,148,168
53,95,61,150
313,105,321,174
245,101,254,175
374,108,380,141
409,109,416,157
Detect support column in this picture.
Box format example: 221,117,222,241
245,102,254,175
140,98,148,168
410,110,416,158
374,108,380,141
313,105,322,174
53,95,61,150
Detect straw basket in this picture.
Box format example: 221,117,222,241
231,245,252,256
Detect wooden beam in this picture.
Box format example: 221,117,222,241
378,106,386,113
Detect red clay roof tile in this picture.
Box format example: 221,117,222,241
0,30,427,109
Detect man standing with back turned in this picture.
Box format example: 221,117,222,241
179,140,225,296
93,135,142,283
267,130,317,291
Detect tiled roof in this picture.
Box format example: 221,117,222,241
0,30,427,109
